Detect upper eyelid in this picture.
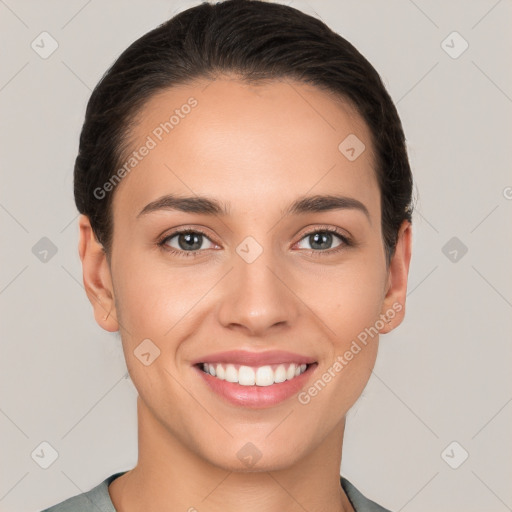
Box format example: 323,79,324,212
161,228,215,244
295,224,349,240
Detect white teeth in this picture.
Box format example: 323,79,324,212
225,364,238,383
215,364,225,380
239,365,255,385
200,362,309,386
274,364,286,383
255,366,274,386
286,364,296,380
274,364,287,383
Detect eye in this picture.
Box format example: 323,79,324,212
157,226,352,258
158,229,216,257
295,227,351,255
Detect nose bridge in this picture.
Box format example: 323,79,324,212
216,234,299,335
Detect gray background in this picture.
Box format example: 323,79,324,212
1,0,511,511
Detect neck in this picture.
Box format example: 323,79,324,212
109,396,354,512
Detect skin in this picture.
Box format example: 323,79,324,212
78,76,412,512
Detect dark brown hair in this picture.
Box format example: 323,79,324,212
74,0,413,264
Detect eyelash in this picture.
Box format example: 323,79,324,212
157,226,353,259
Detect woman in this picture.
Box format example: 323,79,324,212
43,0,413,510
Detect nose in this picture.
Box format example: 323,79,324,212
216,242,301,337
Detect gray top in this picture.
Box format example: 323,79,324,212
41,471,392,512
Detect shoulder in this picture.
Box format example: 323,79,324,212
40,472,127,512
341,476,393,512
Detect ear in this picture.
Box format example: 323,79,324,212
78,214,119,332
379,220,412,334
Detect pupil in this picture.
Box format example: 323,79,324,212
311,232,331,250
179,233,201,250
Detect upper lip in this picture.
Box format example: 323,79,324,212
192,350,316,367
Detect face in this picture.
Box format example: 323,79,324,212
79,77,411,472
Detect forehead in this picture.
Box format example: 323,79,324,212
112,77,379,222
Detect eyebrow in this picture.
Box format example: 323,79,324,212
137,193,371,222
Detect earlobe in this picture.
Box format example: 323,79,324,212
78,214,119,332
379,220,412,334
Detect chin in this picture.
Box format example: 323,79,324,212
203,442,306,473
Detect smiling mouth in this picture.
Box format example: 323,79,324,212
196,362,316,386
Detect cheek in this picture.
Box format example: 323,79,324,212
110,254,192,404
300,251,386,344
111,249,202,338
296,263,384,419
298,248,385,400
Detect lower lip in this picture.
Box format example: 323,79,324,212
194,363,318,409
